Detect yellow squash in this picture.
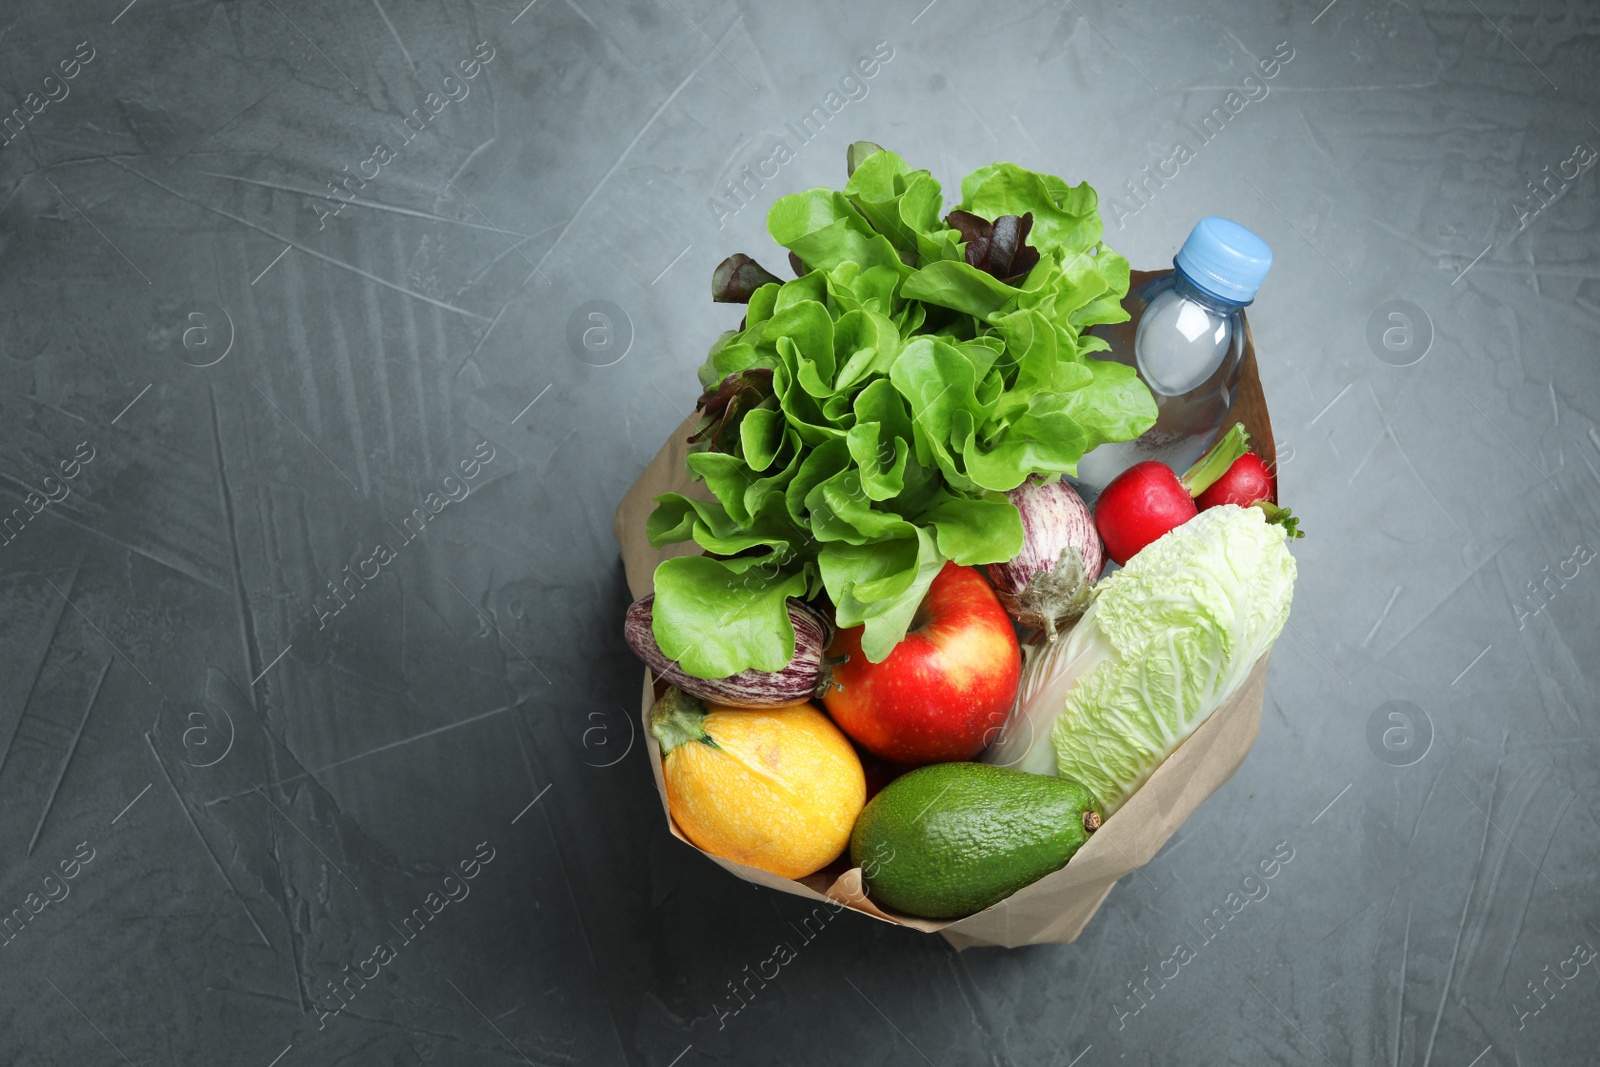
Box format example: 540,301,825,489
650,688,865,879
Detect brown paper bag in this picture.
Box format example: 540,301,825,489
611,273,1278,948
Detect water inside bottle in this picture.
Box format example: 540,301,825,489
1076,271,1247,489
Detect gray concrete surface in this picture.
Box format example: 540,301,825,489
0,0,1596,1064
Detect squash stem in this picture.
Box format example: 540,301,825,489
650,687,716,754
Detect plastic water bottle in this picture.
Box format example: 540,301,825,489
1075,217,1273,492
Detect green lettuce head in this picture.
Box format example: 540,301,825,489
648,146,1157,678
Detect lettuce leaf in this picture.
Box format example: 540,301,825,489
651,555,810,677
958,162,1103,256
649,149,1157,678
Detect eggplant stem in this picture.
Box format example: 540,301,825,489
1006,545,1096,637
815,653,849,697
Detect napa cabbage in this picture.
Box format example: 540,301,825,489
983,505,1296,812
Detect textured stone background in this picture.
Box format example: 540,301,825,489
0,0,1596,1064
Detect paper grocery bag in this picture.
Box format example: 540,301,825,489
611,274,1278,948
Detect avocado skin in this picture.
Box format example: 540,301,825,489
850,762,1102,920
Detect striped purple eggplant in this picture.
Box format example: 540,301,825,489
624,594,831,707
985,478,1104,637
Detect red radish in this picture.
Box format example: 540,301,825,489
1196,451,1305,539
1195,452,1275,509
1094,462,1199,566
1094,424,1250,565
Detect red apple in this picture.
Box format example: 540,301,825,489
822,562,1021,765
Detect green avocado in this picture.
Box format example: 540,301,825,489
850,762,1103,920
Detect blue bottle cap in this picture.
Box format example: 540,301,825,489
1173,217,1273,306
